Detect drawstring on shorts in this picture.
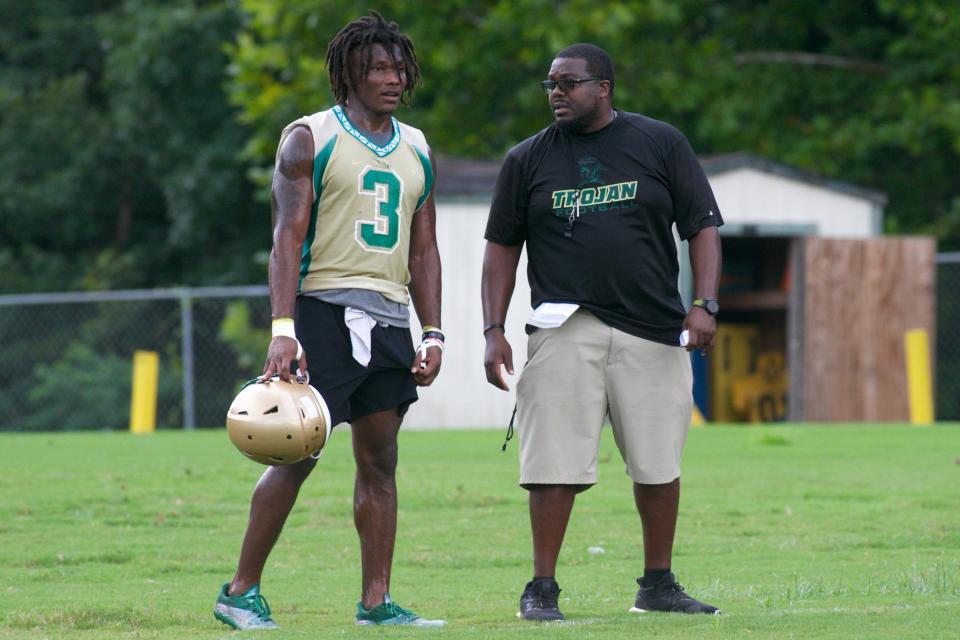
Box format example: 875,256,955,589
500,404,517,453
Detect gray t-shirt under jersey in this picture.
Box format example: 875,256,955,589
302,288,410,327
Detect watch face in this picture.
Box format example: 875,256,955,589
705,300,720,315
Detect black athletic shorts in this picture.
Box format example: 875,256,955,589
294,297,418,426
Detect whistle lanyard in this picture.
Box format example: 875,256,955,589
563,191,581,238
561,110,618,239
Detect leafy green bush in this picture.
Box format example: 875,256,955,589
22,343,181,431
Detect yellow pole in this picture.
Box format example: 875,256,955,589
691,405,707,427
904,329,933,426
130,350,159,433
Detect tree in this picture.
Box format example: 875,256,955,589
694,0,960,243
227,0,960,246
0,0,266,294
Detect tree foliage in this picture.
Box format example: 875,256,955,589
0,0,266,294
3,0,960,298
229,0,960,245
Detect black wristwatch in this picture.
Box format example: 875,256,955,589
692,298,720,316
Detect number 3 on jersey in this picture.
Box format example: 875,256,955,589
356,167,403,253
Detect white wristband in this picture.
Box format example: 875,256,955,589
272,318,303,359
417,337,444,368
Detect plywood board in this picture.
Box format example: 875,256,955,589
802,237,935,421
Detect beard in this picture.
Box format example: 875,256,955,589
554,102,603,133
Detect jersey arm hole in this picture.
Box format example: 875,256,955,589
414,145,434,211
312,133,338,202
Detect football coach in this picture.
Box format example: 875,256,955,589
481,43,723,620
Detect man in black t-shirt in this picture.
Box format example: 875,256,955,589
481,43,722,619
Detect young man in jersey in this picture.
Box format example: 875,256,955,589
214,12,445,630
482,43,722,620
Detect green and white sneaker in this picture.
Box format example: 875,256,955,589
355,593,447,627
214,583,279,630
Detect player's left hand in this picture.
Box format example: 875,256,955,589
411,342,442,386
682,307,717,354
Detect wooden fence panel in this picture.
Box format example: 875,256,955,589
802,237,935,421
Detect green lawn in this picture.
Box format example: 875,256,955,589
1,425,958,639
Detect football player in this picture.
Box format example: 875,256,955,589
214,11,445,630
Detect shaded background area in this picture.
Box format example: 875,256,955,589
2,0,958,428
3,0,959,295
0,291,270,430
936,256,960,420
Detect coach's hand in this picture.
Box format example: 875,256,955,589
262,336,307,382
411,345,442,386
682,307,716,355
483,329,514,391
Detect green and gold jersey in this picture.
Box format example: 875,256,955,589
276,105,434,305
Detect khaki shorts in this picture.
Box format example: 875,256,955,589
516,310,693,487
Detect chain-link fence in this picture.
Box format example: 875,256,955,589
0,286,270,431
3,261,958,431
936,253,960,421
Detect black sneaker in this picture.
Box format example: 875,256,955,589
630,572,720,615
517,578,564,621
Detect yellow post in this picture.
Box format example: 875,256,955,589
130,350,159,433
691,405,707,427
904,329,933,426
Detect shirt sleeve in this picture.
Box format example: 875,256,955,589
484,150,528,246
667,136,723,240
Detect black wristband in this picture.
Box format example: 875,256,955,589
483,323,505,335
422,330,445,342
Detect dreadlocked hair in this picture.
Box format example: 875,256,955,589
325,11,421,107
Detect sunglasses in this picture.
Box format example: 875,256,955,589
541,77,605,94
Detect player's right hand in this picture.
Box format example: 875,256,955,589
262,336,307,382
483,331,514,391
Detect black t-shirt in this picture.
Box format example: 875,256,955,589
485,111,722,345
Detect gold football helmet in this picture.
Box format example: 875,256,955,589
226,377,331,465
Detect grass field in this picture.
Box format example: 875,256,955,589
1,424,958,639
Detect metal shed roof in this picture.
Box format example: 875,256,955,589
700,152,888,206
